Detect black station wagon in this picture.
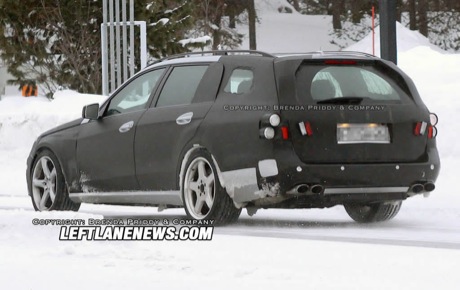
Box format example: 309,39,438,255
27,50,440,224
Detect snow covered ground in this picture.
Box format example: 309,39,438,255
1,2,460,289
238,0,337,52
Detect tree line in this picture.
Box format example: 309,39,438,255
0,0,256,96
0,0,457,96
290,0,459,34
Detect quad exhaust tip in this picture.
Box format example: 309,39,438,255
411,183,424,194
424,182,435,192
310,184,324,195
296,184,309,194
411,182,435,194
289,184,323,195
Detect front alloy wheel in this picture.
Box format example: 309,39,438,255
30,150,80,211
32,156,57,210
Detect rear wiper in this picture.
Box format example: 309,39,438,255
317,96,365,104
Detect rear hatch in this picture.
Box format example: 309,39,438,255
275,57,429,163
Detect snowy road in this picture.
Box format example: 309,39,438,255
3,194,460,250
2,194,460,290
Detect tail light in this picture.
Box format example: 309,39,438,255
259,113,284,140
414,122,427,136
261,113,281,127
281,126,289,140
298,121,313,136
260,127,275,139
428,125,437,139
414,113,438,138
430,113,438,126
269,114,281,127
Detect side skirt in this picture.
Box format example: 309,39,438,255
69,191,182,206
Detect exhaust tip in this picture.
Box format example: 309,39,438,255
424,182,435,192
310,184,324,195
297,184,309,194
411,184,424,194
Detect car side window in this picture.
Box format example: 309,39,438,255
105,68,165,116
156,65,209,107
224,68,254,94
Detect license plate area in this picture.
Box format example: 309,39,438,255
337,123,390,144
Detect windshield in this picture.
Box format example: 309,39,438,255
295,63,412,104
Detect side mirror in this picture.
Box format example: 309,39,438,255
82,103,100,120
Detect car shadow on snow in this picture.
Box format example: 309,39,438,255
99,212,401,230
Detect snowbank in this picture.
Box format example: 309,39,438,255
0,90,105,151
346,22,447,56
237,0,337,52
0,90,105,196
345,25,460,200
398,47,460,160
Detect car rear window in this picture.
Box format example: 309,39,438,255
296,63,411,103
224,68,254,94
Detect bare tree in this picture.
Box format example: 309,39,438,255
409,0,417,30
248,0,256,49
418,0,428,36
194,0,243,50
332,0,344,29
38,1,102,94
291,0,300,12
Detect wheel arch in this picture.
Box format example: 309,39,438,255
177,144,230,204
29,142,79,194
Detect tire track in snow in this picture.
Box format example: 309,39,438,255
217,227,460,250
2,196,460,250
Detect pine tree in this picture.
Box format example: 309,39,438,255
0,0,196,97
140,1,194,59
0,0,103,97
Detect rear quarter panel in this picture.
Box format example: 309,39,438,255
195,56,280,171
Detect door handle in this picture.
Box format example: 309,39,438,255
176,112,193,125
119,121,134,133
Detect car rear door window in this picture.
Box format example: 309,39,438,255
224,68,254,94
156,65,209,107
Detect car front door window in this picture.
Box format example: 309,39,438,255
105,68,165,116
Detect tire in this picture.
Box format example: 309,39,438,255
182,149,241,225
344,201,402,223
30,150,80,212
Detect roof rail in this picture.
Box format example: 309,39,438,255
150,50,275,66
273,51,376,58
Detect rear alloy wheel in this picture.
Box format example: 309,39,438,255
31,150,80,211
344,201,402,223
182,150,241,225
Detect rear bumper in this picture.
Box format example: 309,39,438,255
247,147,441,206
280,156,438,189
272,145,440,193
224,147,440,205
